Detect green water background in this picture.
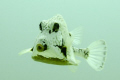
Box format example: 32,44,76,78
0,0,120,80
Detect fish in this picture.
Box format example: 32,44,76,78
19,14,107,71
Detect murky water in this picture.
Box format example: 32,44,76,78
0,0,120,80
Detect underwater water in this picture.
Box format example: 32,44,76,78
0,0,120,80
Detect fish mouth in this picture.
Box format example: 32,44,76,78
32,55,72,65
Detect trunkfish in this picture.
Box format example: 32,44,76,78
19,14,107,71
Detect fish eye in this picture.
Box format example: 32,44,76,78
53,23,59,32
39,22,42,31
36,44,44,52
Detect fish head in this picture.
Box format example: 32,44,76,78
31,14,74,65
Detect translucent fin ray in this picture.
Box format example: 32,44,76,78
19,48,32,55
87,40,107,71
70,27,82,45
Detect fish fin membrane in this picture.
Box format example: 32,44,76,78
68,65,78,72
70,27,82,45
19,48,32,55
86,40,107,71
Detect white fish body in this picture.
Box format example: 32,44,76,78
19,14,107,71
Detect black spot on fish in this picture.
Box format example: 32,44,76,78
49,30,51,34
56,45,62,49
31,47,34,51
69,33,71,36
39,22,42,31
62,39,64,46
54,45,67,57
84,49,89,59
44,44,47,51
61,46,67,57
53,23,59,32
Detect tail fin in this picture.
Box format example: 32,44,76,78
86,40,107,71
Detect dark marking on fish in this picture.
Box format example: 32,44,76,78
62,39,64,46
84,48,89,59
61,46,67,57
49,30,51,34
53,23,59,32
54,45,67,57
56,45,62,49
72,46,75,53
69,33,71,36
54,45,62,49
100,66,103,68
78,49,82,53
44,44,47,51
31,47,34,51
39,22,42,31
53,38,66,57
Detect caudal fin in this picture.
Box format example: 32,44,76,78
86,40,107,71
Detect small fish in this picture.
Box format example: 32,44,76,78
19,14,107,71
